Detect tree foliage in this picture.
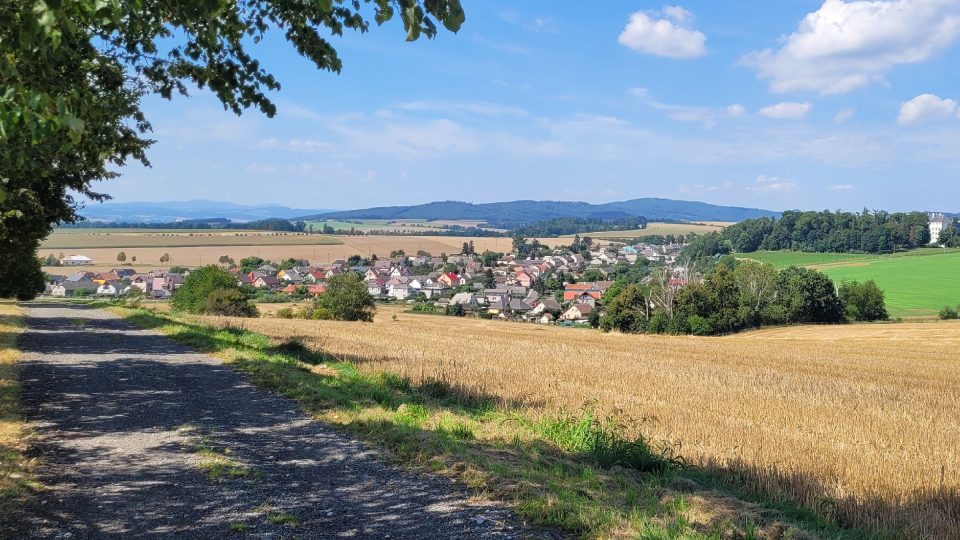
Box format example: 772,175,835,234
722,210,930,254
205,288,258,318
838,280,888,322
308,273,375,322
172,265,247,315
1,1,464,299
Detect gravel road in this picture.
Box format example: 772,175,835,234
5,303,540,539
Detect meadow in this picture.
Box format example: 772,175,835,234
186,305,960,537
742,250,960,317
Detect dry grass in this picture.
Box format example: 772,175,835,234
0,301,32,514
37,235,525,270
198,305,960,537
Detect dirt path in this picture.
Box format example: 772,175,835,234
5,303,534,539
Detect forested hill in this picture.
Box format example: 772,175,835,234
297,198,777,226
717,210,931,254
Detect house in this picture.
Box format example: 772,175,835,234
421,284,449,299
278,269,303,283
307,284,326,296
113,268,136,279
574,293,597,308
509,298,533,314
930,213,951,244
388,283,410,300
253,275,279,290
449,292,480,308
437,272,462,288
96,281,121,297
51,280,95,297
537,313,555,325
514,271,534,288
563,281,614,301
561,303,594,324
258,264,278,274
530,298,562,315
66,271,96,282
487,297,509,315
367,279,385,296
279,284,300,295
484,288,508,303
59,255,93,266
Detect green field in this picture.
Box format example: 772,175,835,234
741,250,960,318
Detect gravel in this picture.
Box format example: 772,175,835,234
4,303,544,539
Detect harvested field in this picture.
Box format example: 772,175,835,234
194,306,960,537
571,221,732,239
38,235,526,270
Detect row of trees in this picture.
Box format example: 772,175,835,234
722,210,931,254
511,217,648,237
601,259,887,336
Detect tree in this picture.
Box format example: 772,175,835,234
311,273,375,322
481,250,500,268
116,251,127,263
204,289,258,318
838,280,888,322
172,266,244,314
1,2,464,299
774,267,844,324
581,269,605,282
159,253,170,263
131,256,137,263
733,260,778,326
218,255,235,266
600,284,648,333
482,269,496,288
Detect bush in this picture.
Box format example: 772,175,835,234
646,312,669,334
204,288,257,317
172,265,245,314
940,305,959,320
276,307,295,319
687,315,713,336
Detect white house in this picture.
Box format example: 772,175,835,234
930,213,951,244
96,282,121,297
59,255,93,266
560,303,594,324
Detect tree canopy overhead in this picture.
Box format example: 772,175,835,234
0,0,464,299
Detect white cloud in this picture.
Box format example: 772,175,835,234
742,0,960,94
245,163,279,175
618,6,707,59
830,184,854,190
758,102,813,120
897,93,958,124
833,109,856,124
751,174,796,192
258,138,331,153
727,104,747,117
628,87,650,98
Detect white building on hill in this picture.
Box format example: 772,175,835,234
59,255,93,266
929,213,950,244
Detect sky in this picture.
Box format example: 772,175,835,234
106,0,960,212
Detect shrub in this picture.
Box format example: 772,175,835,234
687,315,713,336
940,305,959,320
646,312,669,334
275,307,295,319
204,288,257,317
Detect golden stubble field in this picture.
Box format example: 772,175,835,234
38,234,529,270
196,305,960,536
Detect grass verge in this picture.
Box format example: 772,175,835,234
112,306,870,539
0,301,36,517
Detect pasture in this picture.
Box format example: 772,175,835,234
195,305,960,537
742,249,960,317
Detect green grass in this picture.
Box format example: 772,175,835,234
113,307,872,539
741,249,960,318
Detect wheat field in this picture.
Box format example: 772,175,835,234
195,306,960,536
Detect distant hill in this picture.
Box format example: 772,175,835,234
298,198,778,226
78,200,336,223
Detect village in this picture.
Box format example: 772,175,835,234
41,238,686,326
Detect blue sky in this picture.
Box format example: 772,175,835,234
107,0,960,212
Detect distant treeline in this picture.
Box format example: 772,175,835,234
510,217,650,237
366,225,506,238
60,218,307,232
687,210,931,257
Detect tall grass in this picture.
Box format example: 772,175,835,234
0,301,34,515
